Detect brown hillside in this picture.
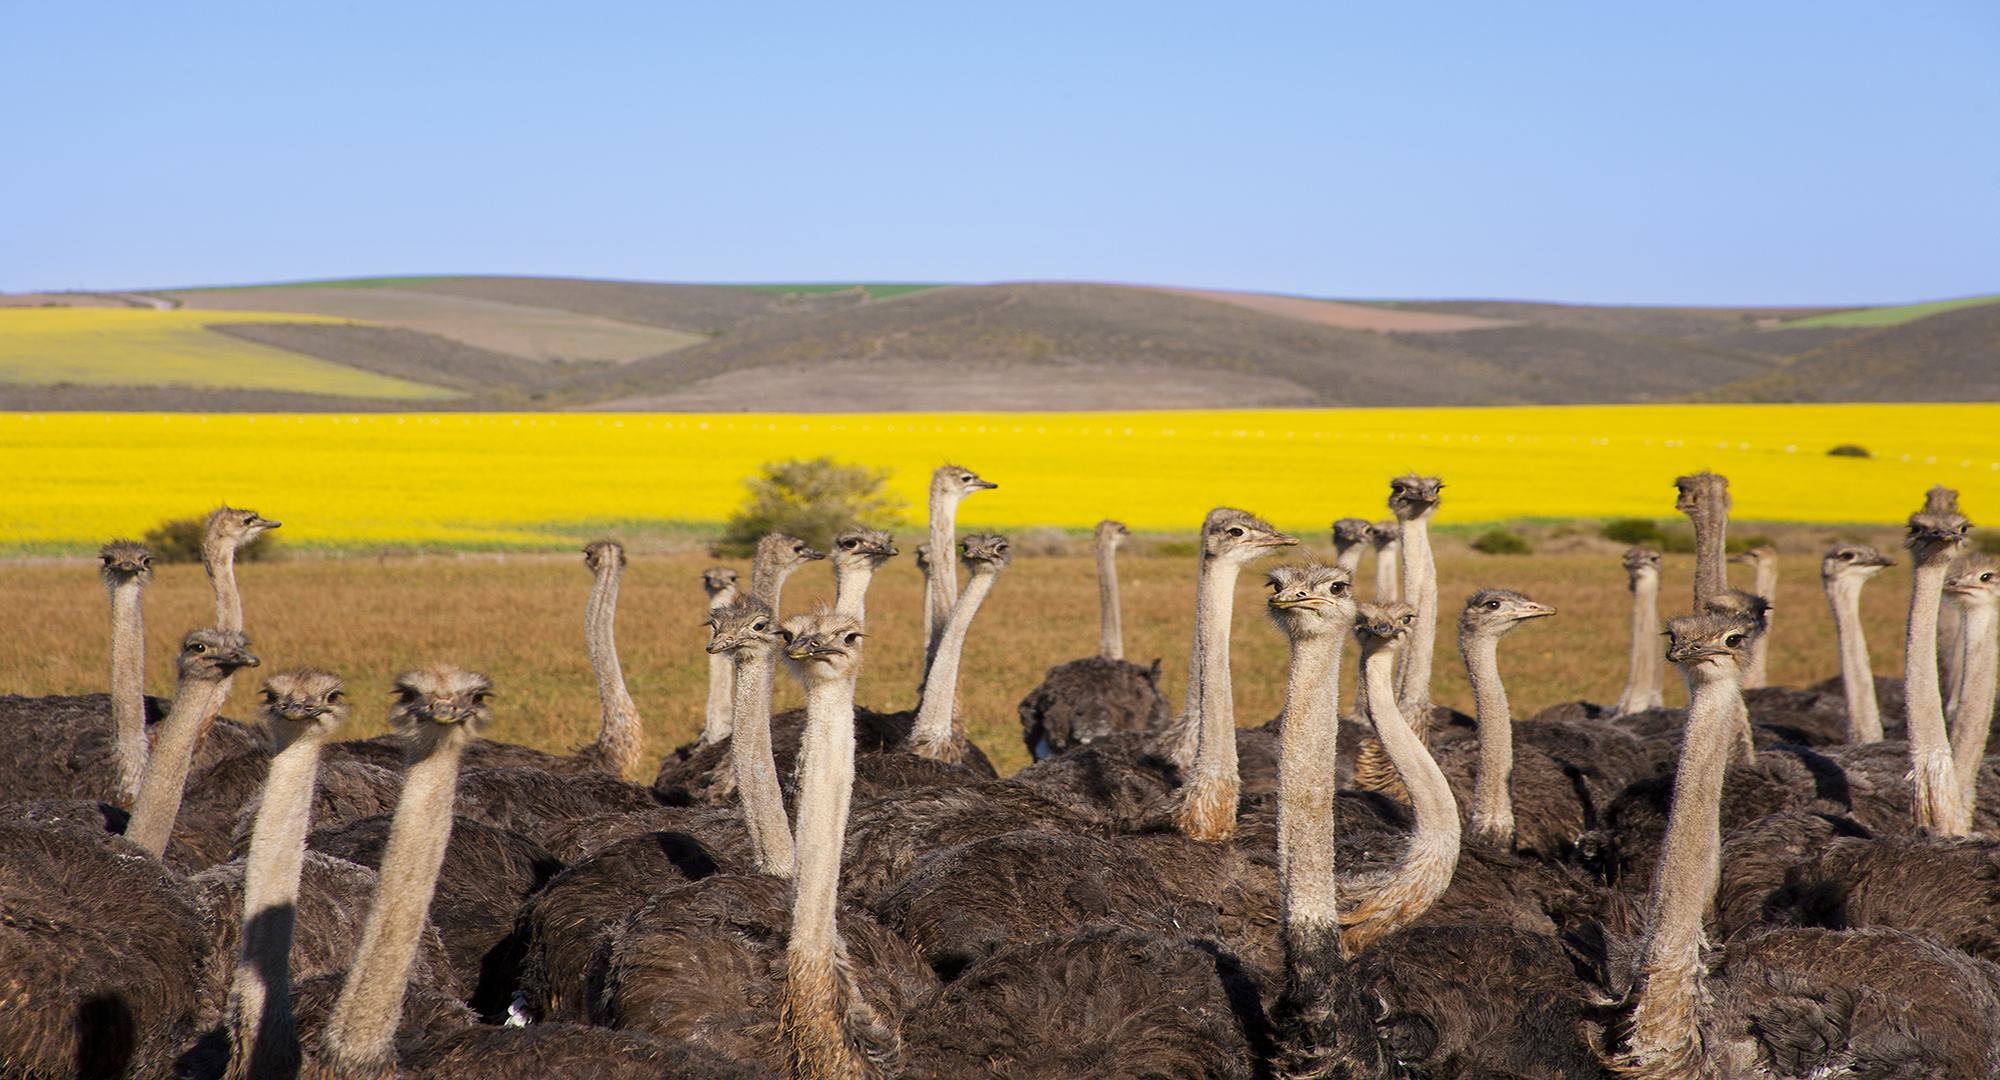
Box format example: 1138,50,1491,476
405,277,868,334
1691,301,2000,403
209,323,587,399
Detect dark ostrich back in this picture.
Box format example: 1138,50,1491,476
538,804,752,865
1712,810,1875,938
309,813,565,1014
838,781,1105,911
327,731,625,774
0,824,208,1080
592,873,938,1075
1755,833,2000,963
1016,656,1172,758
900,923,1260,1080
451,766,666,848
1433,740,1592,860
0,693,263,804
178,756,403,870
1005,739,1179,829
654,705,999,804
397,1022,776,1080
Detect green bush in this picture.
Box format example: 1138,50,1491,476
142,516,280,564
1602,518,1663,544
1659,531,1697,554
1827,444,1872,458
1150,539,1199,558
1727,533,1774,554
1470,530,1532,555
715,456,909,557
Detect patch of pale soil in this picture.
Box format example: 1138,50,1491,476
162,287,706,363
0,292,134,308
1153,288,1518,333
576,358,1324,412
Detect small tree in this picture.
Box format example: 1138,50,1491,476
716,457,908,557
1470,530,1532,555
1602,518,1663,545
142,515,280,564
1827,444,1872,458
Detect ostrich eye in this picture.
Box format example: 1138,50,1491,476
472,693,490,704
752,619,768,632
1400,614,1414,625
328,691,345,703
1983,573,1995,583
844,633,861,645
1331,583,1349,595
263,689,279,702
1227,527,1244,537
1485,600,1501,609
1725,634,1744,647
191,642,208,653
779,629,795,643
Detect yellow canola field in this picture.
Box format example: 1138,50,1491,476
2,404,1995,552
0,307,455,399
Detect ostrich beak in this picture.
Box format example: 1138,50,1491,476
1511,603,1557,620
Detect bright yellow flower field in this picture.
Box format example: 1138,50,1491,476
2,404,1993,553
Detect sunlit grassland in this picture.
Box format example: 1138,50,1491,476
1,404,1994,555
1777,294,2000,329
0,546,1918,778
0,308,456,398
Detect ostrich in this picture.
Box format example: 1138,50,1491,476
1729,544,1779,689
922,464,997,672
711,596,796,876
906,534,1010,765
1168,508,1299,842
1368,519,1400,603
700,567,740,745
1389,476,1443,728
1598,611,2000,1080
1674,471,1730,614
102,539,153,805
1900,509,1973,835
126,630,261,856
1822,542,1896,743
829,526,898,621
1330,517,1373,580
750,532,828,619
1946,554,1998,806
1612,547,1665,717
1093,518,1130,659
203,506,280,633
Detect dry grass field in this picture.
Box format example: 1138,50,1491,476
0,544,1919,779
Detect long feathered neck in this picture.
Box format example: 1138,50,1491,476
107,574,148,806
1826,572,1884,743
126,666,232,855
583,557,643,775
907,568,998,763
1172,554,1247,842
1906,553,1970,834
703,584,739,745
1741,562,1775,690
1341,641,1460,954
784,663,882,1079
1948,594,1996,814
1374,538,1400,603
320,721,474,1079
1393,514,1436,725
832,559,878,622
733,641,795,877
1277,624,1345,939
227,719,339,1080
924,491,965,674
1460,625,1516,848
1097,535,1124,661
1613,659,1737,1079
1686,498,1728,615
1614,569,1664,716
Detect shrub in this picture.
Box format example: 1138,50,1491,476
1827,444,1872,458
1602,518,1663,544
142,515,280,564
1470,530,1532,555
1151,539,1199,559
1659,531,1697,554
1727,533,1774,554
715,456,909,557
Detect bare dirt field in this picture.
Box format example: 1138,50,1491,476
1151,288,1519,333
0,545,1916,779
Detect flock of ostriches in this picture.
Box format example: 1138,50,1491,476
6,466,2000,1080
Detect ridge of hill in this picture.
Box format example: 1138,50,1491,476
1690,301,2000,403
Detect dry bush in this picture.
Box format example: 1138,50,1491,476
142,515,281,564
716,457,907,557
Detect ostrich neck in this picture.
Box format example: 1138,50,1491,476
126,672,229,855
1096,540,1124,661
1341,643,1459,955
1619,660,1735,1077
1906,557,1970,835
585,564,643,776
784,668,869,1079
732,644,794,877
322,723,473,1077
1374,540,1400,603
1939,602,1968,733
228,723,335,1080
1753,561,1777,601
1172,556,1246,843
1394,516,1437,724
108,579,148,806
1948,599,1997,804
1614,571,1663,716
702,584,737,744
832,560,878,621
1460,628,1516,848
908,569,998,763
924,494,964,670
1826,576,1884,743
749,562,796,617
206,545,244,632
1689,511,1727,612
1277,628,1345,936
1333,544,1364,578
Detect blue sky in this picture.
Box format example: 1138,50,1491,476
4,1,1995,305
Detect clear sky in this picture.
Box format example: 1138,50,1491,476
5,1,1995,305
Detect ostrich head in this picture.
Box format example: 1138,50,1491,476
1664,612,1760,681
1265,563,1356,638
960,533,1012,574
702,566,740,599
1368,519,1400,552
1331,517,1374,552
99,540,153,588
931,464,998,501
830,527,899,569
1906,510,1971,567
582,539,626,573
389,668,493,731
258,668,348,748
756,533,827,573
1925,485,1961,515
1821,542,1895,584
1387,474,1444,522
1199,508,1298,564
1459,589,1555,639
780,611,866,683
1728,545,1777,572
1672,472,1730,520
1094,519,1129,547
178,629,261,681
1703,588,1772,630
1946,554,2000,609
706,597,783,655
204,506,281,550
1622,546,1663,589
1354,601,1418,653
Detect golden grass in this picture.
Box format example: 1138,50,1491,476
0,308,455,398
2,405,1994,555
0,546,1919,778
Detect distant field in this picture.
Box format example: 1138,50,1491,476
1777,294,2000,330
0,308,454,399
723,283,952,300
1,404,1993,555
